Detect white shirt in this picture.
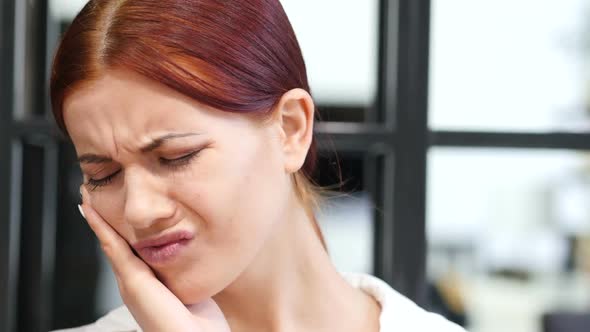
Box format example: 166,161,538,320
343,273,466,331
54,273,467,332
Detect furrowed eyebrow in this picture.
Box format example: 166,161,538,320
139,132,202,153
77,132,202,164
77,154,113,164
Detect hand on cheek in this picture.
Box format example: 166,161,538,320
78,186,230,332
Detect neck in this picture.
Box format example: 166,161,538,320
212,193,381,332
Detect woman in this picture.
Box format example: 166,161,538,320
51,0,466,331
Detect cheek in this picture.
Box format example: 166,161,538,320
87,189,133,239
157,139,289,301
187,141,287,240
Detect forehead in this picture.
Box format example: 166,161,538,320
62,70,225,152
63,70,199,131
62,70,267,156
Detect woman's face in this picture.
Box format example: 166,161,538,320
63,70,291,303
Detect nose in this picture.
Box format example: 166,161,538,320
123,167,177,230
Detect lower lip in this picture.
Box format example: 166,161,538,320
136,238,192,265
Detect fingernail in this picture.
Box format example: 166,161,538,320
78,204,86,219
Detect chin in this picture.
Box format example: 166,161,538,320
158,269,228,304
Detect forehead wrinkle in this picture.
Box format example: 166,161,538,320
83,115,133,164
65,76,141,161
111,129,120,158
104,101,150,159
68,70,208,160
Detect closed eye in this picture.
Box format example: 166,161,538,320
85,150,201,191
160,150,201,169
87,169,122,190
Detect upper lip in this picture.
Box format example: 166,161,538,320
132,230,194,250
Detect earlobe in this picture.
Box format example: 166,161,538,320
275,88,315,174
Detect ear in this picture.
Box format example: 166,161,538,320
274,88,315,174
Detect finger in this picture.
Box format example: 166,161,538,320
79,186,146,279
79,186,200,331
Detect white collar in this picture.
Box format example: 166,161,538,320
343,272,466,332
68,272,465,332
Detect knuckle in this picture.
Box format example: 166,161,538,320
101,244,115,258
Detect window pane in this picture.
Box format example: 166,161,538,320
315,154,374,274
318,192,374,274
49,0,87,21
281,0,378,108
427,148,590,332
429,0,590,132
49,0,380,122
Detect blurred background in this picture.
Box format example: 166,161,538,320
2,0,590,331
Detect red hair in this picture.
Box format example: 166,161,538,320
50,0,326,249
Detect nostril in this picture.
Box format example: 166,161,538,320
124,202,179,231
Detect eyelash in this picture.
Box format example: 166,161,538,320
86,150,201,190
